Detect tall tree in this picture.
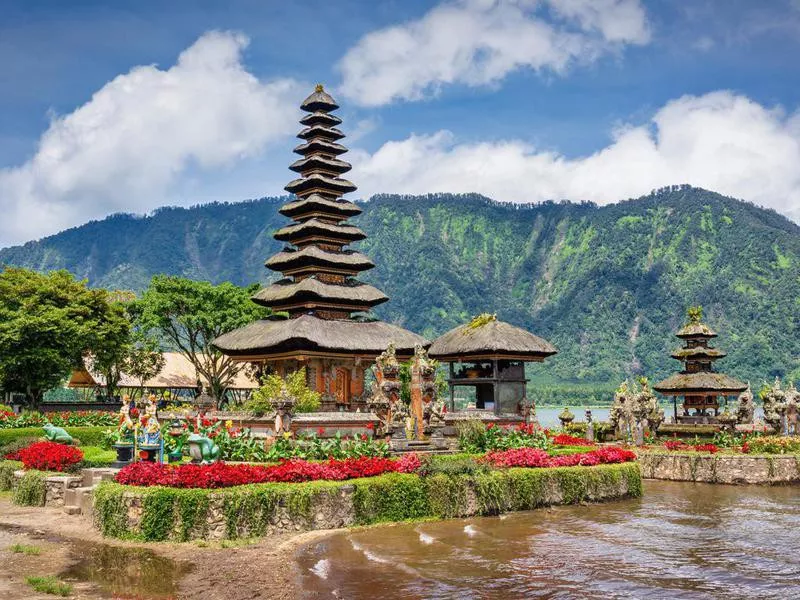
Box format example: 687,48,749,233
0,268,130,406
123,333,166,398
132,276,268,402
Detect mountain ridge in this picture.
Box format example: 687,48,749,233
2,185,799,385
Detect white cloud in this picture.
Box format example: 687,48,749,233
338,0,650,106
0,31,303,247
351,91,800,222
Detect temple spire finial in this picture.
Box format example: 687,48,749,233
315,83,324,93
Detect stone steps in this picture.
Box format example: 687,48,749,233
62,468,118,516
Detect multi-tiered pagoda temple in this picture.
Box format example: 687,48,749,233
654,307,746,424
214,85,427,408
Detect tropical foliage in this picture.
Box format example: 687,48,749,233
2,187,799,388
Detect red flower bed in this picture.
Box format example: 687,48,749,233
9,441,84,472
663,440,689,451
483,446,636,469
693,443,719,454
551,433,595,447
115,453,422,489
663,441,719,453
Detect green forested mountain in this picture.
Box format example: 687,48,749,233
2,185,799,386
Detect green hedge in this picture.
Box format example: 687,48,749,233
12,470,46,506
0,426,109,449
94,463,642,541
0,460,23,491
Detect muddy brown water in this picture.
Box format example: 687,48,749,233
296,481,800,599
60,542,191,598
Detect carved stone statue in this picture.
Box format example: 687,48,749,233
410,344,438,440
762,377,786,432
735,384,755,425
785,382,799,435
369,343,401,437
273,383,296,435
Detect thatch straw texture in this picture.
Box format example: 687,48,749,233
213,314,429,356
429,319,557,360
653,372,747,394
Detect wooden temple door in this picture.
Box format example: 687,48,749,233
335,367,351,405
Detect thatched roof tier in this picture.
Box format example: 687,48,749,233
251,278,388,310
284,174,356,196
279,195,361,220
266,247,373,275
213,314,428,358
289,156,352,176
676,322,717,338
301,86,339,112
293,139,348,157
429,319,557,362
300,111,341,127
273,218,366,245
297,125,345,141
670,347,726,360
653,372,747,395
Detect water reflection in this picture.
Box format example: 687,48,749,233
60,542,190,598
297,481,800,599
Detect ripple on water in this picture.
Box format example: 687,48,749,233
296,481,800,600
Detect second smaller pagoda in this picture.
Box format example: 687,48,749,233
654,306,746,424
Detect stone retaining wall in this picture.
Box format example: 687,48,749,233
10,470,82,506
638,452,800,484
94,463,642,541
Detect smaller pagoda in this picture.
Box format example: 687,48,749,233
654,307,746,424
429,314,557,418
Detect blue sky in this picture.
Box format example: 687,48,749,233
1,0,799,246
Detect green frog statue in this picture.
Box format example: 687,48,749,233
187,433,220,464
42,422,73,444
186,413,221,464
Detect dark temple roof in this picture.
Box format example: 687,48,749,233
214,315,429,357
429,318,557,361
653,372,747,395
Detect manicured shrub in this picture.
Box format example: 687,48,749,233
12,441,84,472
0,410,117,430
13,470,46,506
0,436,39,458
0,460,23,491
0,426,108,448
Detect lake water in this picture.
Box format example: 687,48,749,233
534,405,765,429
296,480,800,599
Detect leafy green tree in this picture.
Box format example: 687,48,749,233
246,367,321,415
132,275,268,402
122,333,166,398
0,268,129,406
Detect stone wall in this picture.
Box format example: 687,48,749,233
638,452,800,485
10,470,82,507
94,464,642,541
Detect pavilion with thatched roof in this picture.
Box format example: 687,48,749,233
214,85,427,409
654,307,747,424
429,314,557,416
